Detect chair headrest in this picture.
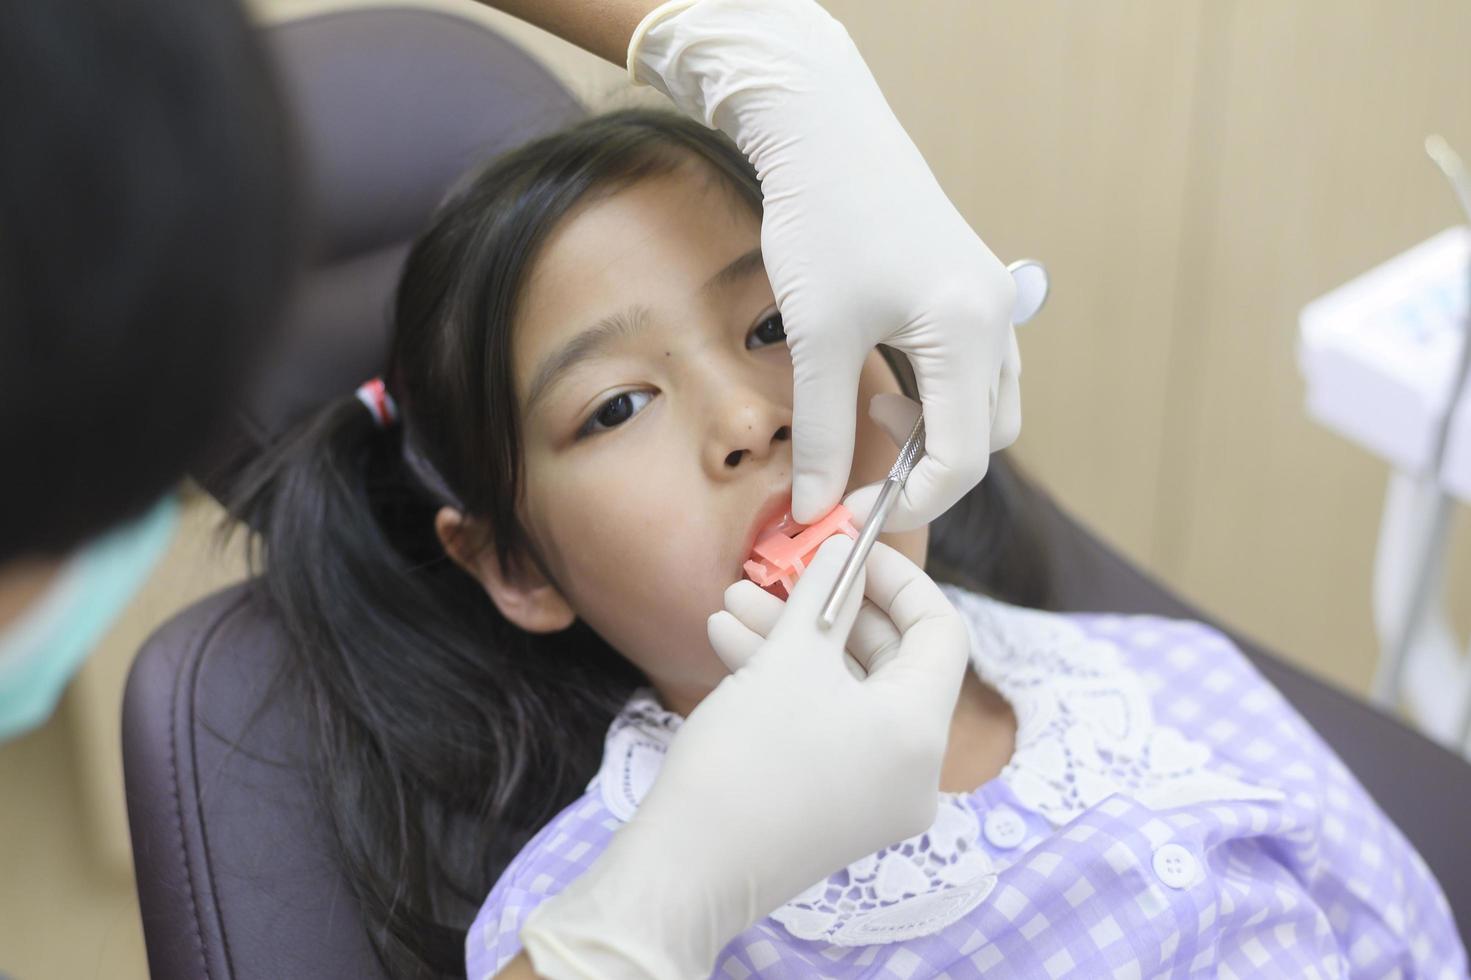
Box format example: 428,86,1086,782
196,4,582,500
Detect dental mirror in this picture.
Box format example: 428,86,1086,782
1008,259,1049,325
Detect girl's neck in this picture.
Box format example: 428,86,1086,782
656,682,708,720
940,669,1018,793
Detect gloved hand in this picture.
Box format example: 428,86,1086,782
519,535,969,979
629,0,1021,528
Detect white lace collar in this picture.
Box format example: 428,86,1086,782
592,590,1284,947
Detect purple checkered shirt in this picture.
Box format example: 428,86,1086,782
466,587,1468,979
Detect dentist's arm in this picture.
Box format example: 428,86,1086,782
493,536,968,979
480,0,655,63
484,0,1020,528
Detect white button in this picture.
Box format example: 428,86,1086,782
1151,843,1199,889
983,806,1027,849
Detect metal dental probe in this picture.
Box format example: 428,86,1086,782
817,412,926,629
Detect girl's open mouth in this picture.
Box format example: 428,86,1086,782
742,503,860,600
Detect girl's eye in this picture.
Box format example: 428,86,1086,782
580,390,653,437
746,312,786,349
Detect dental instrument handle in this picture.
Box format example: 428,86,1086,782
818,413,925,629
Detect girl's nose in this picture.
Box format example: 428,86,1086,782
705,395,792,477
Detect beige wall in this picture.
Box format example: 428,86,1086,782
4,2,1470,978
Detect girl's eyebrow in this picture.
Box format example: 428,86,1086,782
526,304,650,414
701,247,764,297
525,248,765,414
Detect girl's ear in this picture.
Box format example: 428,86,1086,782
435,507,575,634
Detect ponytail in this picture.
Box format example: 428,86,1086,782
229,396,640,977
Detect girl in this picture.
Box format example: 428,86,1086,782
238,110,1466,979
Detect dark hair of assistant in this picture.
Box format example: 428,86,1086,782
231,108,1051,978
0,0,301,562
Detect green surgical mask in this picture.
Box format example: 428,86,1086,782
0,495,179,742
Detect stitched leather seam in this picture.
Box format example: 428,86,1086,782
187,593,253,979
169,588,254,980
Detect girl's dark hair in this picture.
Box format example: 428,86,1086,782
233,109,1050,978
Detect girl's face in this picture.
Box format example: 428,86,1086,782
456,162,927,714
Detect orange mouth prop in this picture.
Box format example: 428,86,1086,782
741,504,860,600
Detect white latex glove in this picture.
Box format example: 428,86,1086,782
629,0,1021,528
519,535,969,979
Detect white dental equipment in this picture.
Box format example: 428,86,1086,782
1297,136,1471,759
818,260,1050,629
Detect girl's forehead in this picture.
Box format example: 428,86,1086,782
533,167,756,288
514,168,762,359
